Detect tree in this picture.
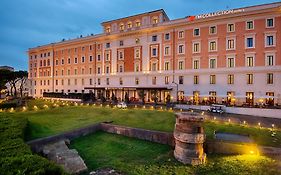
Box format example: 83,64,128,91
0,69,12,91
138,90,146,105
17,71,28,98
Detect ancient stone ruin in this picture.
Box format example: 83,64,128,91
174,112,206,165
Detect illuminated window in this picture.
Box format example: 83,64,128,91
209,26,216,34
164,46,170,56
127,22,132,29
227,57,235,68
164,62,170,71
194,75,199,84
246,74,253,84
135,38,140,44
135,78,139,85
165,76,169,84
193,42,200,53
209,41,217,51
227,39,235,50
106,27,110,33
266,55,274,66
152,17,158,24
135,21,141,27
227,74,234,84
178,61,184,70
119,24,124,31
227,23,235,32
246,56,254,67
193,60,200,69
267,73,273,84
210,75,216,84
209,58,216,69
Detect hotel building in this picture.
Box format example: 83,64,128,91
28,2,281,106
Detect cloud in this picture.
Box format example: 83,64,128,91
0,0,279,70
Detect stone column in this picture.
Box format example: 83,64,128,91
174,112,206,165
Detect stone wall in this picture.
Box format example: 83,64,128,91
100,123,174,146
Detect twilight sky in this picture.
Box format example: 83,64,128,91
0,0,279,70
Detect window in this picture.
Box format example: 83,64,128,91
106,66,110,74
152,35,157,42
119,24,124,31
178,44,184,54
135,21,141,27
106,42,110,48
209,58,216,69
164,46,170,56
74,57,78,64
61,80,64,86
266,35,274,46
119,78,123,85
97,67,101,74
135,38,140,44
194,75,199,84
246,56,254,67
135,78,139,85
267,73,273,84
119,65,123,73
127,22,132,29
67,69,70,75
227,57,235,68
106,27,110,33
152,17,158,24
247,74,253,84
193,42,200,53
227,23,235,32
266,55,274,66
178,61,184,70
152,77,157,85
118,51,124,60
227,74,234,84
81,56,85,63
81,68,85,74
97,78,101,85
68,58,71,64
209,41,217,51
165,33,170,40
97,54,101,61
209,26,216,34
266,18,274,28
194,28,200,36
246,37,254,48
246,21,254,30
135,63,140,72
55,80,58,86
135,48,140,59
193,59,200,69
74,69,77,75
89,55,93,62
119,40,124,46
165,76,169,84
61,59,64,65
89,68,92,74
89,45,92,50
152,48,157,57
179,76,184,84
61,70,64,76
152,62,157,71
106,53,110,61
178,31,184,38
227,39,235,50
55,60,59,65
210,75,216,84
89,79,92,85
164,62,170,71
68,79,71,85
106,78,109,85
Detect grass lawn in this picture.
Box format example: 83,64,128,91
70,131,281,175
0,99,280,147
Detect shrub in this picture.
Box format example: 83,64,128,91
0,116,66,175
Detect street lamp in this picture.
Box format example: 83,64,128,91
172,81,178,103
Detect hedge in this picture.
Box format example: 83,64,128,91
0,116,66,175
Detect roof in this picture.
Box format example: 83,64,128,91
102,9,169,25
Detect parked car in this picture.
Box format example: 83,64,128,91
207,104,225,114
117,102,127,109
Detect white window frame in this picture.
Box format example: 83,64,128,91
209,57,217,69
245,34,255,49
245,53,255,67
226,37,236,50
266,17,275,28
264,32,276,47
134,47,141,59
265,52,275,66
164,33,170,41
192,58,200,69
226,55,236,68
192,41,201,53
245,20,254,30
178,30,184,39
227,23,235,32
178,44,185,54
164,61,170,71
178,60,184,70
164,45,170,56
208,39,218,52
193,28,200,37
209,25,217,35
151,46,158,57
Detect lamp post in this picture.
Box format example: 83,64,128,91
172,81,178,103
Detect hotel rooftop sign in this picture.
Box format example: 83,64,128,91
188,8,245,21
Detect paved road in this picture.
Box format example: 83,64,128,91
201,112,281,129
